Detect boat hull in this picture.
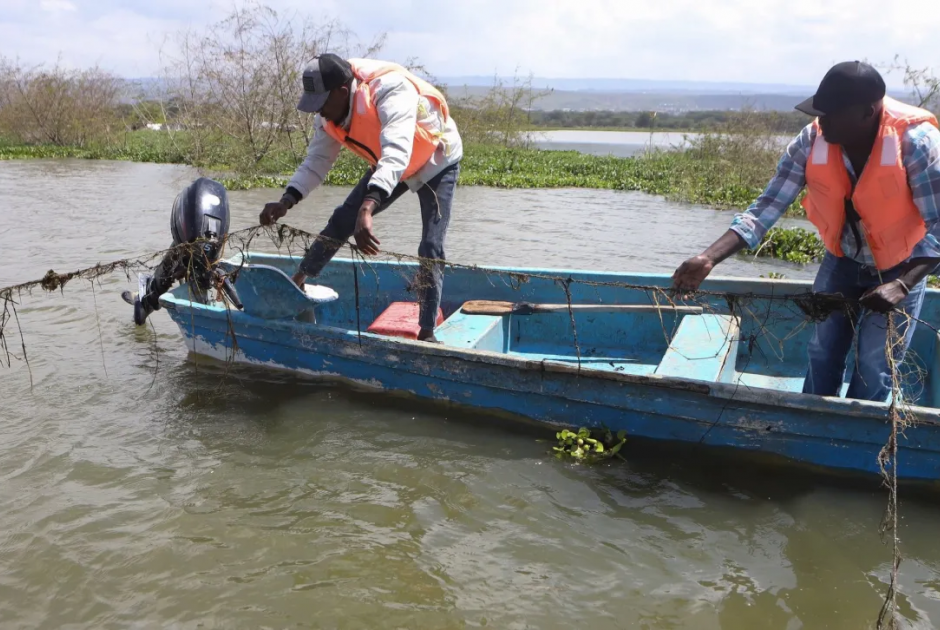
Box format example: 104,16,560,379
163,270,940,481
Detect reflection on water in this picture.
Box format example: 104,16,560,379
0,159,937,629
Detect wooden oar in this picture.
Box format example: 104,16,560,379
460,300,703,316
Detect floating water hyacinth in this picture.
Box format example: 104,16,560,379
553,427,626,464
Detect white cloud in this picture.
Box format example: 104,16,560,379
1,0,939,86
39,0,77,14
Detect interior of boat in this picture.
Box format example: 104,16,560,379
207,253,940,408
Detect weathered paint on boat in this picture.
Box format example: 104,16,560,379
159,252,940,481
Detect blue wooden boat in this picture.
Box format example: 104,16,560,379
158,251,940,481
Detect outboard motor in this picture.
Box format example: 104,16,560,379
122,177,241,326
169,177,232,301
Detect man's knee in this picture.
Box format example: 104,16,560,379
849,357,891,402
418,239,444,261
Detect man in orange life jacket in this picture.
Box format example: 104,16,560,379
259,54,463,342
671,61,940,402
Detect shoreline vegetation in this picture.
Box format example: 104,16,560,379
0,130,804,227
1,5,937,271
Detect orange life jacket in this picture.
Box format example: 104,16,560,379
321,59,449,180
800,96,939,270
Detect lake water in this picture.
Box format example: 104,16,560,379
533,130,791,158
532,130,695,157
1,159,939,629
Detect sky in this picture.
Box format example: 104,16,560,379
1,0,938,88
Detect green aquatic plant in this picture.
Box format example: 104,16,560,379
746,227,825,265
553,427,626,464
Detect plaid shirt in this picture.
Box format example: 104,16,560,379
730,120,940,267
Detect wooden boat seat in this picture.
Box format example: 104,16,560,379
231,264,338,320
655,313,740,383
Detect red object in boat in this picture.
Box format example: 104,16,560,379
366,302,444,339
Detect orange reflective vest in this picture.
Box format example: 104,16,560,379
801,96,939,270
321,59,449,180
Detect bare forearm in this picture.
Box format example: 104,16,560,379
897,257,939,289
702,230,748,265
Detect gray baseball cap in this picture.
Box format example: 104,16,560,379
297,53,354,113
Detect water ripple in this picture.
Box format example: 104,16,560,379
1,160,939,629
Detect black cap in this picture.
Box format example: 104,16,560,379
795,61,886,117
297,53,354,113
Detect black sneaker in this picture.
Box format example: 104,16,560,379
417,329,440,343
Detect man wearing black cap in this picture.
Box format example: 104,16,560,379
671,61,940,402
259,54,462,342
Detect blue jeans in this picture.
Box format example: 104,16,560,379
802,252,929,402
298,162,459,331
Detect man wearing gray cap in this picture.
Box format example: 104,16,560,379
670,61,940,403
260,53,462,342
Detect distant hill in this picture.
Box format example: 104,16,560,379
436,75,914,112
443,85,913,113
448,86,812,113
436,76,820,95
122,76,913,113
442,86,802,112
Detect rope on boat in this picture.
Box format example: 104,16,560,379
0,222,925,627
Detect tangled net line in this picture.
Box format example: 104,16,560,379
0,222,930,629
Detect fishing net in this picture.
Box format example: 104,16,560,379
0,222,928,629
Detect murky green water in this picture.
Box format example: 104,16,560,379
1,159,939,629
